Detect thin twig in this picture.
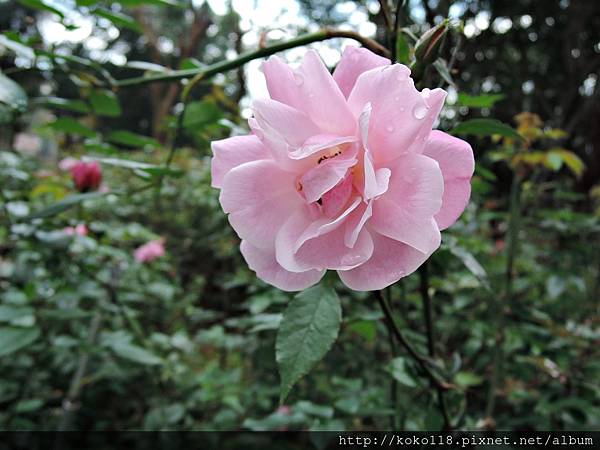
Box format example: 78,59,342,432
374,290,452,391
384,287,399,428
419,262,452,430
378,0,393,31
485,170,521,423
115,28,390,87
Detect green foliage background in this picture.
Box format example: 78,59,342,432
0,0,599,432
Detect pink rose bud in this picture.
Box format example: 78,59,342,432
71,161,102,192
210,47,474,291
134,238,166,263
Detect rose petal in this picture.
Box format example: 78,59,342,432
253,98,321,147
348,64,447,164
333,46,391,98
220,160,302,249
337,231,430,291
423,130,474,230
240,240,324,291
275,208,373,272
370,153,443,253
211,135,270,188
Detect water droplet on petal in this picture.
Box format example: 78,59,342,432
293,72,304,86
413,103,427,120
399,106,405,112
386,125,394,132
421,88,431,99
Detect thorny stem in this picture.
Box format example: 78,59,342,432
374,290,452,392
115,29,390,87
485,170,521,422
384,287,400,428
419,262,452,430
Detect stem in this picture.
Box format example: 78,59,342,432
419,263,435,357
384,287,399,428
115,29,390,87
374,290,451,391
419,262,452,430
485,170,521,422
0,188,13,228
378,0,393,31
57,312,102,431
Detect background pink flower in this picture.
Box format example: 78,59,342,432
134,238,166,263
64,224,88,236
211,47,474,292
71,161,102,192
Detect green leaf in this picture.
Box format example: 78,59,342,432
387,357,418,387
0,72,28,114
433,58,454,86
546,151,563,171
107,130,160,149
17,0,64,18
395,31,410,65
183,100,223,130
553,148,585,178
445,236,491,292
119,0,181,6
0,306,34,323
0,327,41,357
90,157,182,178
125,61,168,72
454,371,483,388
46,117,96,138
457,93,505,108
35,96,90,113
89,90,121,117
450,118,523,140
0,34,35,60
276,285,341,402
27,192,106,220
93,9,142,33
112,343,163,365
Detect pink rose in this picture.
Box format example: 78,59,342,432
211,47,474,291
134,238,166,263
71,161,102,192
64,224,88,236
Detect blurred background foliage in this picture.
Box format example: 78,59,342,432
0,0,599,433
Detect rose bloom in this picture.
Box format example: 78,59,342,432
134,238,166,263
211,47,474,291
71,161,102,192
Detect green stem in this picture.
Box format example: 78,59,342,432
419,262,452,430
485,170,521,422
383,287,400,428
0,188,13,228
57,311,102,431
374,290,451,391
115,29,390,87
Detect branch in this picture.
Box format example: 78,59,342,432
115,28,390,87
419,262,452,430
374,290,453,391
378,0,393,31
